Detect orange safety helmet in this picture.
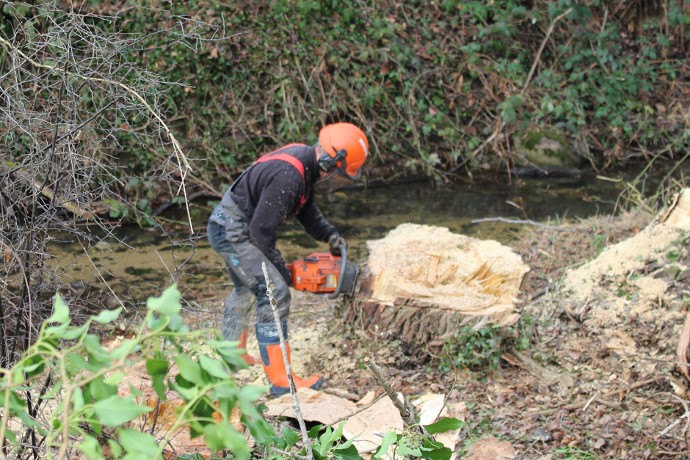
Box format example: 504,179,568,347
317,123,369,179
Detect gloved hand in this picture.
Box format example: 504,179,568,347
328,233,347,257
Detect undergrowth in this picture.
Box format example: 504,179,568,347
4,0,686,190
0,285,464,459
440,320,532,372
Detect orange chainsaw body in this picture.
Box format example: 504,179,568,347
288,252,360,297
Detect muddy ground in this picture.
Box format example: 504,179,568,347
215,197,690,460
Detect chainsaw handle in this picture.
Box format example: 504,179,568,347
327,242,348,299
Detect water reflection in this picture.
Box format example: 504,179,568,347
312,175,616,238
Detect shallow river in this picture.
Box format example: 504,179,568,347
52,173,638,310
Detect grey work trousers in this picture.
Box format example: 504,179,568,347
207,199,291,341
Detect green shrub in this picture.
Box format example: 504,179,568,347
0,285,465,459
441,324,509,372
0,285,266,459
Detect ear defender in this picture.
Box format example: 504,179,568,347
318,148,347,173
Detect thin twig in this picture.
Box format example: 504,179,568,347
521,8,573,97
330,392,388,425
0,34,195,234
542,376,664,415
262,262,313,460
363,355,426,435
471,217,576,232
452,7,573,174
660,409,690,437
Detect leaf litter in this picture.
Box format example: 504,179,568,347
279,189,690,459
173,189,690,459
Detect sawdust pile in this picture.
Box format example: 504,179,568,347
364,223,530,326
549,188,690,385
562,189,690,329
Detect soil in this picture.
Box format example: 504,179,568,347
226,192,690,459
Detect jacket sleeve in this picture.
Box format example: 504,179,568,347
296,195,338,243
248,171,302,283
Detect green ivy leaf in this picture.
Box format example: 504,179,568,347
110,339,139,361
147,315,167,331
147,285,181,316
66,352,98,373
424,417,464,434
166,312,187,332
93,395,151,426
79,435,104,460
88,376,118,401
62,323,89,340
4,429,16,444
316,422,347,456
8,391,26,416
199,355,229,379
8,391,42,434
175,354,204,385
83,335,112,364
308,424,322,439
190,400,216,424
171,378,200,401
213,384,239,400
208,339,248,369
281,427,300,447
21,355,45,377
41,380,63,400
17,406,43,432
46,293,70,324
188,419,206,439
246,418,276,445
44,322,70,339
203,422,249,459
332,439,361,460
72,387,85,412
108,439,123,458
93,307,123,324
104,371,125,387
371,432,398,459
420,442,453,460
238,385,268,418
146,358,169,400
117,428,162,458
314,424,334,455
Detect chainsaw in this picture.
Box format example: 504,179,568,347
287,244,360,298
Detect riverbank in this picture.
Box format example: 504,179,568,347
216,193,690,458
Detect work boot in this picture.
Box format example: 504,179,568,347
256,322,323,396
238,328,260,366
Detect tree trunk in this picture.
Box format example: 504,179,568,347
343,224,530,356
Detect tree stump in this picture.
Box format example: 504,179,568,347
345,224,530,356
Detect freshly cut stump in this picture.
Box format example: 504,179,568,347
346,223,530,354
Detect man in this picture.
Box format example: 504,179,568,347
207,122,369,396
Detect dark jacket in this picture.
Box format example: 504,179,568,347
222,144,337,282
